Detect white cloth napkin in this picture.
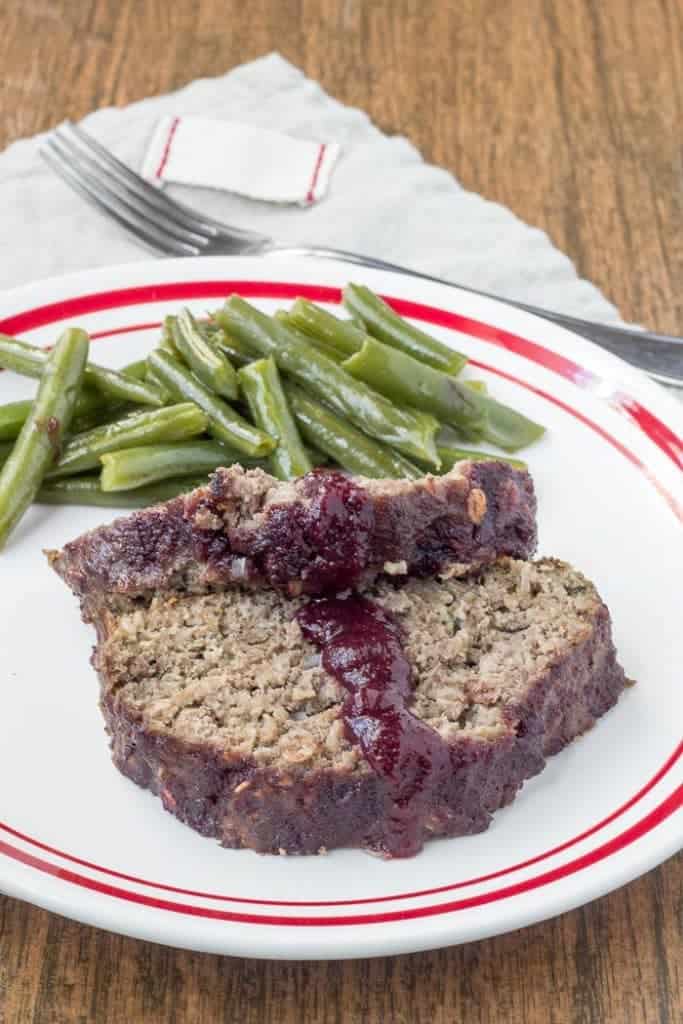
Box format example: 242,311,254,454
141,114,340,204
0,52,621,324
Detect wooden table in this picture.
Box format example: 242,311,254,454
0,2,680,1021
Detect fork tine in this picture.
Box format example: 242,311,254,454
40,141,201,258
49,131,211,249
60,122,220,239
63,121,269,245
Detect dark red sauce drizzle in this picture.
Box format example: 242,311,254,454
227,470,375,594
297,596,452,857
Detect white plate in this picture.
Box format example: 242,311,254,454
0,256,681,960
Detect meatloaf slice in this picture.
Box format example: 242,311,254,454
94,559,627,857
47,460,536,609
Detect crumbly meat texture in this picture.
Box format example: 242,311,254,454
95,559,627,856
47,460,537,609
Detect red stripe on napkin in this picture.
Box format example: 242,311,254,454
306,143,327,203
155,117,180,179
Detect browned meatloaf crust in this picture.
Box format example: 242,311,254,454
47,460,536,607
91,559,627,856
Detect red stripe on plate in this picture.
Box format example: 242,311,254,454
386,295,683,472
38,313,680,521
611,393,683,470
467,359,682,520
1,786,680,927
0,280,679,471
89,321,162,340
0,279,680,924
0,282,341,335
1,740,679,908
388,296,595,387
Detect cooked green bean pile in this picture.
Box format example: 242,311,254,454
0,285,545,548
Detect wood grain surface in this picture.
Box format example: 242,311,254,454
0,1,681,1021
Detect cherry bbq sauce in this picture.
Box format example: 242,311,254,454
297,595,452,857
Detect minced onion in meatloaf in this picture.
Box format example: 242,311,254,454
88,559,627,857
47,460,537,609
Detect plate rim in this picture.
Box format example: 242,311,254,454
0,255,680,959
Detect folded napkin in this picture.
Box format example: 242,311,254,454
0,52,621,325
141,115,340,204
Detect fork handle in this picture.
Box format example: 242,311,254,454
267,245,683,388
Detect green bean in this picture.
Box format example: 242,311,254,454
209,336,251,368
202,319,230,340
120,359,149,381
274,311,344,362
38,475,207,508
144,361,172,403
84,363,164,407
0,328,89,548
343,336,486,436
71,389,108,424
437,423,467,446
0,441,12,467
220,296,441,468
100,440,265,491
286,384,421,479
436,444,526,472
159,317,176,353
201,323,251,368
0,389,106,442
345,338,543,452
169,309,239,400
212,312,268,360
438,394,544,452
0,333,164,407
305,444,329,468
72,400,139,435
0,400,33,442
47,402,209,479
0,335,57,378
238,358,312,481
148,350,276,458
287,300,364,357
343,283,468,374
465,380,488,394
473,396,546,453
282,301,362,359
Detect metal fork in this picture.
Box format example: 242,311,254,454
40,121,683,388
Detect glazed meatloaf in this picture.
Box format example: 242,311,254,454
89,559,626,857
48,460,536,609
